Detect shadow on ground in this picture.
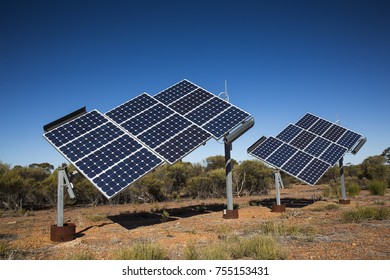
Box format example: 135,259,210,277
249,197,322,209
107,203,226,230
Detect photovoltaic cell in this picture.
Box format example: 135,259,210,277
44,110,108,147
169,88,213,115
155,125,211,164
308,118,333,135
266,144,298,168
121,103,174,136
203,106,250,139
248,112,364,186
92,148,163,198
295,113,319,129
298,159,330,186
337,130,362,150
106,93,158,124
59,122,124,162
184,97,230,126
304,137,331,157
250,137,283,160
319,143,347,166
323,124,346,142
154,80,198,105
276,124,302,143
137,113,193,149
290,130,316,150
282,151,313,176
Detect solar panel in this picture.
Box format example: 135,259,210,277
248,112,364,186
44,110,164,199
106,93,158,124
185,97,230,126
154,79,198,105
155,80,251,140
169,88,214,115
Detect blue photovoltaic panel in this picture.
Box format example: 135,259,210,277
106,93,158,124
290,130,316,150
121,103,174,136
282,151,313,176
323,124,346,142
155,80,198,105
169,88,213,115
308,118,333,135
319,143,347,166
248,112,364,186
44,110,164,199
250,137,284,160
44,110,108,147
92,148,163,198
276,124,302,143
337,130,362,150
304,137,332,157
185,97,230,126
266,143,298,168
203,106,250,139
295,113,319,129
298,159,331,186
137,113,193,149
59,122,125,162
155,125,212,164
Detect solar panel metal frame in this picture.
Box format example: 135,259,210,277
43,110,165,199
248,112,364,186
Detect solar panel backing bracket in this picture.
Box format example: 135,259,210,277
43,106,87,132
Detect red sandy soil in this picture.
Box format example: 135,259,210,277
1,184,389,260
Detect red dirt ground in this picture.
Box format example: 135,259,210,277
1,184,389,260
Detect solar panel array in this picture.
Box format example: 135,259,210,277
44,80,251,199
248,113,364,186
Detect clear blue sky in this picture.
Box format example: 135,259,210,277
1,0,389,168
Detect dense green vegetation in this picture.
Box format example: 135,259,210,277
0,149,389,211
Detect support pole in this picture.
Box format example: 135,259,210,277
272,170,286,212
225,141,233,210
50,167,76,242
223,141,238,219
338,157,350,204
57,169,65,227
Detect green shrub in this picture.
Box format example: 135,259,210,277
343,207,390,223
322,184,340,198
260,220,316,237
347,183,361,197
312,203,340,212
368,180,387,196
113,242,168,260
186,234,287,260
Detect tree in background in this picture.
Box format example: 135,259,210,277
233,160,273,197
